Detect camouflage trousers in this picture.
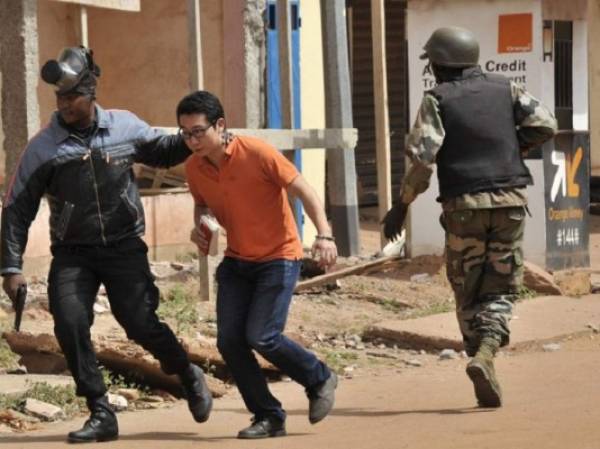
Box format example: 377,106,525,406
442,206,526,356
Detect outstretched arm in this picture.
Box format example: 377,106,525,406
287,175,337,269
383,94,445,240
130,113,192,168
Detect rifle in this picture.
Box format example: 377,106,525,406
13,284,27,332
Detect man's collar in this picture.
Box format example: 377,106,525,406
51,104,111,144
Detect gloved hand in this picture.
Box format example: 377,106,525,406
381,202,409,241
2,273,27,310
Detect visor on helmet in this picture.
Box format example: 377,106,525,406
41,47,99,95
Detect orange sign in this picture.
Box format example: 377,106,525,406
498,13,533,53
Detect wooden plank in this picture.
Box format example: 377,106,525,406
187,0,204,91
294,255,402,292
198,257,213,302
49,0,140,11
156,127,358,151
371,0,392,248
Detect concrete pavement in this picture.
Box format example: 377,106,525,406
365,295,600,351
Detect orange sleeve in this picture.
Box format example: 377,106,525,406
184,159,207,206
259,142,300,188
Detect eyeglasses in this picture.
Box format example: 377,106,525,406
178,123,215,140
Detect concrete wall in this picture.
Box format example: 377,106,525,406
22,192,195,276
37,0,230,125
37,0,80,123
87,0,189,127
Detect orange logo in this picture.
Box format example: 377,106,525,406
498,13,533,53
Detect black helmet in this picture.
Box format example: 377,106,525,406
41,46,101,95
420,27,479,68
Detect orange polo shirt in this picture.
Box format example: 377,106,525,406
184,135,303,262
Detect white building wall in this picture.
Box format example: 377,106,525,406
572,20,589,131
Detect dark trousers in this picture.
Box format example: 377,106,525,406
216,257,331,422
48,237,189,399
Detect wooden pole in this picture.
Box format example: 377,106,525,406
186,0,212,302
80,6,89,47
371,0,391,248
187,0,204,92
277,0,294,129
320,0,361,256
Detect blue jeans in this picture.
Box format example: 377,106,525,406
216,257,331,421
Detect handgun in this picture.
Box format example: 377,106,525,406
13,284,27,332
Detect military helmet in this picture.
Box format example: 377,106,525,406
420,26,479,68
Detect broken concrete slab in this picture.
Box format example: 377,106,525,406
523,261,563,295
1,332,234,398
24,398,64,421
364,295,600,352
554,270,591,296
107,393,128,412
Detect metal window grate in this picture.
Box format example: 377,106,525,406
554,20,573,130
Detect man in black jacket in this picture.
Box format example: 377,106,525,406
1,47,212,443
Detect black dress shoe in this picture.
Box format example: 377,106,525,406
67,396,118,443
237,416,286,439
180,364,213,423
307,372,338,424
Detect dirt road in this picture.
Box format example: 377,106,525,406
3,335,599,449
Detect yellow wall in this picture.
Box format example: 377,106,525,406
589,0,600,174
300,1,327,245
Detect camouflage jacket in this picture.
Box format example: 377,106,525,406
399,81,557,211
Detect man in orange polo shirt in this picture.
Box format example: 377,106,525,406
177,91,338,439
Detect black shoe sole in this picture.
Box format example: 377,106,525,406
189,401,212,423
466,362,502,408
237,429,287,440
67,434,119,444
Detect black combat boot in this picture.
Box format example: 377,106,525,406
67,395,118,443
180,363,213,423
466,337,502,407
237,416,286,439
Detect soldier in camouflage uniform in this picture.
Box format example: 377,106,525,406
382,27,557,408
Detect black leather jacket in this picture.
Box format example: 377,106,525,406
1,105,189,274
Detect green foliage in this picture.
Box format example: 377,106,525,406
322,349,358,374
517,285,537,300
379,298,407,313
100,367,150,396
0,382,85,418
0,319,19,370
406,299,454,319
157,284,198,335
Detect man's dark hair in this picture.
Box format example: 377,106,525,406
176,90,225,123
